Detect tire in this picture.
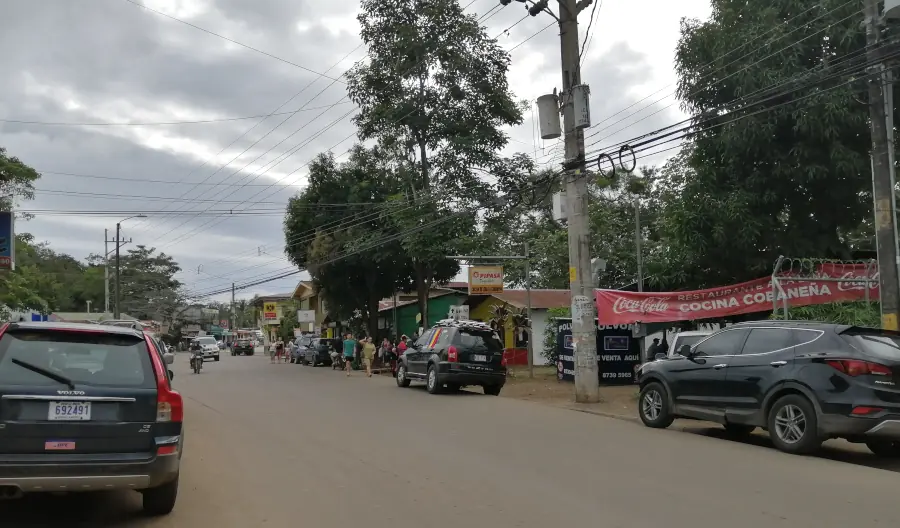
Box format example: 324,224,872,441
142,476,179,516
767,394,821,455
426,365,443,394
723,423,756,437
865,439,900,457
638,382,675,429
446,383,462,392
309,357,317,367
396,364,411,387
213,355,220,362
483,385,502,396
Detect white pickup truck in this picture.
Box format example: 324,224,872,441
665,330,712,358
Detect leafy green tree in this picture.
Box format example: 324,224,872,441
346,0,525,322
284,146,413,338
0,146,40,211
115,245,184,320
658,0,871,288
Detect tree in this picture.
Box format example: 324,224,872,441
284,146,413,338
0,146,40,212
114,245,184,320
346,0,525,323
658,0,871,288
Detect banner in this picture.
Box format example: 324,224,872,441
263,302,279,323
555,319,641,386
595,264,878,325
0,212,14,270
468,266,503,294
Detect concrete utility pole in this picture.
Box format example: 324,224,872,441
104,229,110,314
115,222,122,319
231,282,236,332
559,0,599,402
865,0,900,330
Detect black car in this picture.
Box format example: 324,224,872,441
396,319,507,395
637,320,900,456
300,338,333,366
0,321,183,515
232,339,255,356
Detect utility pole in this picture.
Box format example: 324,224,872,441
104,229,110,314
114,222,122,319
560,0,599,402
231,282,236,333
524,242,534,379
865,0,900,330
634,197,646,359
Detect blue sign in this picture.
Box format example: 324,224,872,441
0,211,14,270
555,318,641,386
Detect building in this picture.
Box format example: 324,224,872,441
291,281,334,337
251,293,295,341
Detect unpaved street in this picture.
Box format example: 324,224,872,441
1,351,899,527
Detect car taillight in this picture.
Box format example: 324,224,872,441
826,359,891,377
146,336,183,422
448,346,458,362
851,406,884,415
501,354,507,367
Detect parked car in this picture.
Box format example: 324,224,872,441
217,340,225,350
299,338,333,366
662,330,712,359
0,321,183,515
637,320,900,456
289,336,310,364
396,319,507,395
191,336,219,362
232,339,255,356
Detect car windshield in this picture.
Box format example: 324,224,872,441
0,329,155,388
453,329,503,352
298,338,312,347
675,335,707,352
197,337,216,345
841,330,900,361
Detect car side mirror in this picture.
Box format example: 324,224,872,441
168,370,174,380
163,352,175,365
654,353,667,361
679,345,692,357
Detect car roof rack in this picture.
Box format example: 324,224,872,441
433,318,494,331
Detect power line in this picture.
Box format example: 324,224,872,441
122,0,345,82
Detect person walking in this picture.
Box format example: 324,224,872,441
646,338,662,362
342,333,356,377
362,337,376,377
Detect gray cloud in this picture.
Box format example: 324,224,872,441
1,0,680,303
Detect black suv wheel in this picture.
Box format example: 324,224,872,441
396,364,411,387
638,382,674,428
483,385,501,396
142,475,179,516
767,394,821,454
426,364,443,394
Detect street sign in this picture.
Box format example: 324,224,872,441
448,305,469,320
263,302,278,323
0,211,15,270
297,310,315,323
468,266,503,294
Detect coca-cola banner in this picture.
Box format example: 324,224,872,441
595,264,878,325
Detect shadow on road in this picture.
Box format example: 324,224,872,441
0,490,161,527
679,425,900,474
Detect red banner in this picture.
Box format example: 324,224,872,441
595,264,878,325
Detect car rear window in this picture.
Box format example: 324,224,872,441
0,329,156,388
841,330,900,361
452,329,503,352
197,337,216,345
675,335,707,351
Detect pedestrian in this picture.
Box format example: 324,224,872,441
392,334,408,377
274,338,285,364
361,337,377,377
646,338,662,361
342,332,356,377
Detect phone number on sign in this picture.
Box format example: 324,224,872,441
602,372,632,379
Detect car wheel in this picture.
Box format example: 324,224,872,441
214,355,220,362
767,394,821,454
142,475,179,516
638,382,675,429
723,423,756,437
396,364,411,387
310,357,317,367
865,439,900,457
483,385,501,396
446,383,462,392
426,365,443,394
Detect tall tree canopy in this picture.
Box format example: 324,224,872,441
657,0,872,288
346,0,526,322
111,245,183,320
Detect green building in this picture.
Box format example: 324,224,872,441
379,291,468,338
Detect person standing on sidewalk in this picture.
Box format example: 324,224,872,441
362,337,376,377
342,333,356,376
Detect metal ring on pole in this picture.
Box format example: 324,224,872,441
596,153,616,177
618,144,637,173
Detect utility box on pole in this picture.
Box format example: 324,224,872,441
536,93,562,139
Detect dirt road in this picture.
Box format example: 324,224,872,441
2,351,898,527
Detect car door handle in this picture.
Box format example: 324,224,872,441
713,363,727,369
770,361,787,367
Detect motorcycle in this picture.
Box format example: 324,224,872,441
190,351,203,374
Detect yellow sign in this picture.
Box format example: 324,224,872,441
569,267,577,282
263,302,278,322
468,266,504,294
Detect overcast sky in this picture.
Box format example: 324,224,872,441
0,0,710,305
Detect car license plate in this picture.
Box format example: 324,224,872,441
48,401,91,421
472,354,487,362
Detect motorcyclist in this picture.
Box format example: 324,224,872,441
189,340,203,370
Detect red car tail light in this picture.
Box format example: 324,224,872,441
448,346,458,362
501,354,508,367
851,406,884,415
146,336,183,422
826,359,891,377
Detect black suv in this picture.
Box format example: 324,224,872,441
0,322,183,515
396,319,507,395
637,320,900,456
232,339,255,356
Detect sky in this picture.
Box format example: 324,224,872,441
0,0,710,305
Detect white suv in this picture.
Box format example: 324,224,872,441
193,336,220,361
